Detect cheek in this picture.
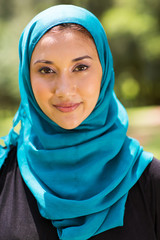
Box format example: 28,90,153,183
80,78,101,102
31,80,49,104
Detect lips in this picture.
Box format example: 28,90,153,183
53,103,81,113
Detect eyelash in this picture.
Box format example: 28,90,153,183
39,67,55,74
38,64,89,75
73,64,89,72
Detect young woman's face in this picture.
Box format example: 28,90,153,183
30,28,102,129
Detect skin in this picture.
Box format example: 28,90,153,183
30,29,102,129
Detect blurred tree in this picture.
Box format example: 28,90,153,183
0,0,15,20
101,0,160,106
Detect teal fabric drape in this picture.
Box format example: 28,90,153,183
0,5,153,240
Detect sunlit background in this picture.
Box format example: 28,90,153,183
0,0,160,158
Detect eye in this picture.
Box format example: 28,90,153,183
73,64,89,72
39,67,55,74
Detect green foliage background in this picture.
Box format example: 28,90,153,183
0,0,160,158
0,0,160,111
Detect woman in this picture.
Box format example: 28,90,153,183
0,4,160,240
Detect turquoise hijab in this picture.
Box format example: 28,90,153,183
0,5,153,240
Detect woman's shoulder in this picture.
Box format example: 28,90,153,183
0,145,17,175
148,157,160,177
133,157,160,199
142,157,160,187
0,144,58,240
128,157,160,239
7,144,17,155
130,157,160,223
144,157,160,203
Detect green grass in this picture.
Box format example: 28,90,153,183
127,106,160,159
0,106,160,158
0,116,13,136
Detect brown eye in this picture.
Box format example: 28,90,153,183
39,67,55,74
73,64,89,72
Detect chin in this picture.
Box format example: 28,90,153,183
54,119,82,130
59,122,81,130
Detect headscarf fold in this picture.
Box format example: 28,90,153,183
0,5,153,240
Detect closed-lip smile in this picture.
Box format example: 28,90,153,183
53,102,81,113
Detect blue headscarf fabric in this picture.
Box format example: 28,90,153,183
0,5,153,240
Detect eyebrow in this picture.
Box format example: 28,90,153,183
33,55,92,65
33,60,53,65
72,55,92,62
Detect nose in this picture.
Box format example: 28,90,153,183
54,72,76,98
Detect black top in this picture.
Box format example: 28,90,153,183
0,146,160,240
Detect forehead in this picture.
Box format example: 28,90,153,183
32,29,98,58
40,27,94,46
